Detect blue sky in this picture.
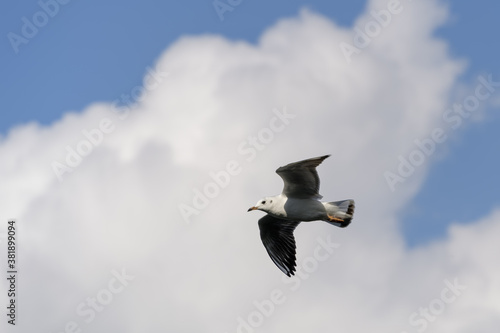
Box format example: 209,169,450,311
1,0,499,248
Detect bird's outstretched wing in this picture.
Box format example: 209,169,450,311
258,215,300,276
276,155,330,199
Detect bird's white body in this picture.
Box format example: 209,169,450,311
254,194,352,226
263,194,321,220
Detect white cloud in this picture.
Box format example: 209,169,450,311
1,0,498,332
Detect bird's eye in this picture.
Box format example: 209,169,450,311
261,200,266,204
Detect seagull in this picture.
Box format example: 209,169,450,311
247,155,355,277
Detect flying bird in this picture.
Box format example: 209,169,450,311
248,155,355,276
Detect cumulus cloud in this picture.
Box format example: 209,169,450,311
1,0,498,332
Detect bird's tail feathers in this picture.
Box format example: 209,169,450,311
324,199,355,228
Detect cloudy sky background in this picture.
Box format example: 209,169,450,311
1,0,499,332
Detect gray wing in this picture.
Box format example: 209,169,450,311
276,155,330,199
258,215,300,277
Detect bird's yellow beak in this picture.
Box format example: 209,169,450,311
247,206,257,212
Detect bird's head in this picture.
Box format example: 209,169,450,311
248,197,274,213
